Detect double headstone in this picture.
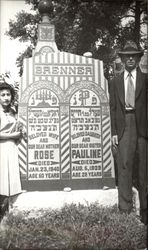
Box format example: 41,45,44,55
18,1,115,190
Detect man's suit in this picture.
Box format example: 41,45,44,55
110,67,147,140
109,67,147,223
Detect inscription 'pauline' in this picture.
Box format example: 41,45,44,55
72,149,101,159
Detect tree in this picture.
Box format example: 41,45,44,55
6,0,148,79
116,0,147,47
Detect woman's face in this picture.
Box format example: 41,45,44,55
0,89,12,107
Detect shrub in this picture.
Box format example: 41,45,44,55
0,203,147,250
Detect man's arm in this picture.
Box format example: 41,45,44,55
109,78,118,147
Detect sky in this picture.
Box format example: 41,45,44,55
0,0,33,81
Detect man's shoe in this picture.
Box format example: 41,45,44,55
141,214,147,225
140,210,147,225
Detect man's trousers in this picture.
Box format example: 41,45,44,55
116,112,147,223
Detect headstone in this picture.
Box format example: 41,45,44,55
18,0,115,191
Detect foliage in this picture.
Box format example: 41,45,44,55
5,0,148,79
7,11,40,44
0,203,147,250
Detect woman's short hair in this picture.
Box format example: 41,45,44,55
0,80,15,102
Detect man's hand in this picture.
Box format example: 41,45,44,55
112,135,118,148
111,135,118,156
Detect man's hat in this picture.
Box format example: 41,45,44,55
118,40,143,56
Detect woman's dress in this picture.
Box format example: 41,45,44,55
0,108,22,196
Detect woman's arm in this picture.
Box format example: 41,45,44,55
0,131,22,140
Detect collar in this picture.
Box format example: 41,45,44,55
124,68,137,79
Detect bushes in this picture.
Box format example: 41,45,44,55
0,203,147,250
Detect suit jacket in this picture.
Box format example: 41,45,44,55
109,67,148,140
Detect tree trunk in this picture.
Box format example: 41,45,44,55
134,0,141,45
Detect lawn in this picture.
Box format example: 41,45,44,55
0,203,147,250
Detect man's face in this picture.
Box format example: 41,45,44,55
121,54,140,72
0,89,12,107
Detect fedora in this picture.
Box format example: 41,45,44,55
118,40,143,56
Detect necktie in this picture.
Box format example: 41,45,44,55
126,73,135,109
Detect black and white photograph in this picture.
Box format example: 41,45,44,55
0,0,147,249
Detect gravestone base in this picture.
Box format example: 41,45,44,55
21,178,115,191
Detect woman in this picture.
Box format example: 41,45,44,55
0,78,24,220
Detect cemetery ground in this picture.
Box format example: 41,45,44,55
0,188,147,250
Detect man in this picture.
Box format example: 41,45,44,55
109,40,147,225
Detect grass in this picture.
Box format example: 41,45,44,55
0,203,147,250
